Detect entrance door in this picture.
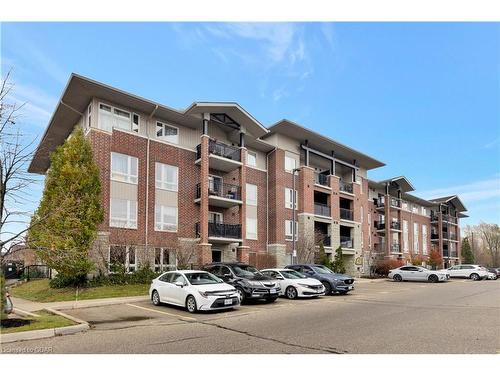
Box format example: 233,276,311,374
212,249,222,262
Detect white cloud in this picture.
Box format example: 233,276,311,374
483,137,499,149
418,177,500,204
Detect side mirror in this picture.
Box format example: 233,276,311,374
275,275,284,280
222,273,232,280
174,281,184,288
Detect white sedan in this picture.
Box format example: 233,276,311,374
149,270,240,313
388,266,449,283
260,268,325,299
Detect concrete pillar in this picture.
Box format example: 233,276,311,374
198,132,211,266
240,145,247,248
267,243,287,267
384,194,391,256
299,166,315,214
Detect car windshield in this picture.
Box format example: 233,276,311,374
232,265,260,277
311,265,334,274
185,272,223,285
281,270,306,279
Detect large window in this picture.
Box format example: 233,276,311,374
247,151,257,167
413,222,419,253
284,154,297,173
156,121,178,144
155,163,178,191
246,184,257,206
109,245,136,273
285,188,298,209
110,198,137,229
422,225,428,255
246,217,257,240
155,204,178,232
285,220,298,241
154,248,175,272
403,220,409,253
98,103,140,133
111,152,138,184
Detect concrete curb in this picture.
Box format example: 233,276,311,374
12,308,41,318
0,309,89,344
47,295,149,310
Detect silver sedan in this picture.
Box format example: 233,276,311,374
388,266,449,282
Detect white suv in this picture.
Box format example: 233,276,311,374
444,264,489,281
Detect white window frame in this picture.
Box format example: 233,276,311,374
284,155,297,173
98,102,138,133
154,248,175,272
155,162,178,191
247,150,257,167
246,217,258,240
110,198,137,229
421,207,427,216
132,113,140,133
422,224,428,255
111,152,138,184
285,188,298,209
403,220,409,252
246,183,258,206
285,220,298,241
414,222,419,254
155,204,178,232
156,121,179,144
208,211,223,223
109,245,136,273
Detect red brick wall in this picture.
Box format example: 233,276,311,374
246,166,268,253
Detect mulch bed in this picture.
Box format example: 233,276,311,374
1,318,33,328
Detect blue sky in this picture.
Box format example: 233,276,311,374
1,22,499,233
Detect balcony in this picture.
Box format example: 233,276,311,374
391,243,402,253
340,208,354,221
317,235,331,247
442,215,458,225
314,202,331,217
196,222,242,243
195,182,242,208
376,221,401,232
430,214,439,222
339,180,353,194
390,197,402,209
431,233,439,241
195,139,242,172
314,173,330,188
340,236,354,249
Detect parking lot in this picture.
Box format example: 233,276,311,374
2,278,499,354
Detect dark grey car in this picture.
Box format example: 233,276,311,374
286,264,355,295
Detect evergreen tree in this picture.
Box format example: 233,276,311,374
28,128,103,282
461,238,475,264
316,242,330,267
332,246,346,274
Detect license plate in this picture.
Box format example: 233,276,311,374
270,288,277,294
224,299,233,305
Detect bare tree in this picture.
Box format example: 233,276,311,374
478,223,500,267
175,238,198,269
0,70,40,265
296,229,325,264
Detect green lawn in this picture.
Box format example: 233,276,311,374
1,310,74,334
9,279,150,303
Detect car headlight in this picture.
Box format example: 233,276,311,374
297,283,311,288
198,290,209,298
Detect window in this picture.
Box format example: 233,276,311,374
247,151,257,167
422,225,428,255
208,212,222,223
402,201,409,211
285,220,298,241
284,154,296,173
110,198,137,228
413,222,419,253
98,103,137,132
155,204,178,231
154,248,174,272
155,163,178,191
246,217,257,240
403,220,409,253
109,245,136,272
412,205,419,214
132,114,140,133
111,152,138,184
285,188,298,209
156,121,178,144
421,207,427,216
87,103,92,129
246,184,257,206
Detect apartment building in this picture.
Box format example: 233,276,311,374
29,74,467,275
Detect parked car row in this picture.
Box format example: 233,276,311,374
149,262,355,313
388,264,500,282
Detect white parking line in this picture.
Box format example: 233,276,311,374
126,303,197,322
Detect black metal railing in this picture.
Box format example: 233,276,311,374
317,235,331,247
430,213,439,222
442,215,458,224
196,140,241,161
22,265,52,281
196,181,241,200
196,222,242,239
390,197,402,208
315,173,330,187
314,202,331,217
339,180,353,194
340,208,353,221
443,249,449,258
375,197,385,208
340,236,354,248
391,243,401,253
376,221,399,230
431,233,439,240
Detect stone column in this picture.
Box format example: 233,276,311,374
330,175,340,250
298,166,315,215
384,194,391,256
237,142,249,263
197,131,212,266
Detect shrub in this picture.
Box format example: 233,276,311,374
1,274,7,320
427,250,443,270
411,255,424,266
49,273,88,288
373,259,404,276
332,246,346,274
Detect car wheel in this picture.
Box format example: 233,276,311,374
322,281,332,295
285,286,298,299
470,273,480,281
186,295,197,313
236,287,246,304
428,274,438,283
151,290,161,306
393,274,403,282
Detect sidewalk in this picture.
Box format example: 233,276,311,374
11,295,149,313
354,278,388,284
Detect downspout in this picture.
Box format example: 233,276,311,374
145,105,158,258
266,147,277,252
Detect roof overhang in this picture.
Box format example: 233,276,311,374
377,176,415,193
264,119,385,170
185,102,268,139
429,195,467,212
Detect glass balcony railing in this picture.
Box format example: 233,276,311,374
196,181,241,200
340,236,354,248
340,208,353,221
196,222,242,239
339,180,353,194
314,173,330,187
314,203,331,217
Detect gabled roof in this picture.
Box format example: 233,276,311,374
377,176,415,193
429,195,467,212
264,119,385,170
